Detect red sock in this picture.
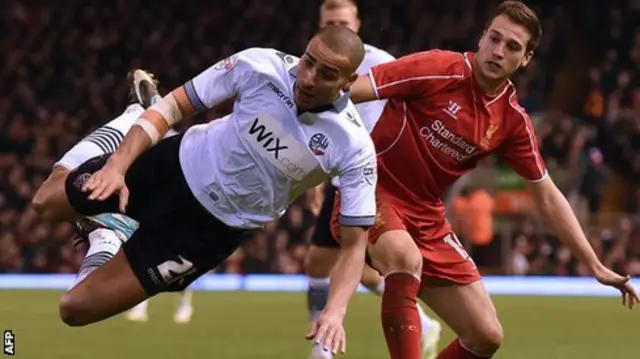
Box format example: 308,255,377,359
381,272,422,359
437,339,493,359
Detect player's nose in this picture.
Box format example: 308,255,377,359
492,44,505,59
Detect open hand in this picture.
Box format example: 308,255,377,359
305,310,346,355
82,161,129,213
594,265,639,309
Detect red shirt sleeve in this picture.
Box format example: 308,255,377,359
369,50,464,100
498,98,548,182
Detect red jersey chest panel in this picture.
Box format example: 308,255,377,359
406,78,511,172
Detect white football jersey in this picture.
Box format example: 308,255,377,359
179,48,377,229
354,44,395,132
330,43,394,188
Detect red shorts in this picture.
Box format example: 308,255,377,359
330,191,481,286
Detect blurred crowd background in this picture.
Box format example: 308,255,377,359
1,0,639,277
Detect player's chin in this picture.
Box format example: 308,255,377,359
481,67,508,81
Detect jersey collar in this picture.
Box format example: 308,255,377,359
289,65,350,115
465,52,513,106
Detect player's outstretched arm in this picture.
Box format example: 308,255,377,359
111,88,194,171
307,225,368,355
526,177,639,308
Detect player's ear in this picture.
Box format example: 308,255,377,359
521,51,534,68
353,18,361,32
343,73,359,90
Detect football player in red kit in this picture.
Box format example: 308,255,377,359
328,2,639,359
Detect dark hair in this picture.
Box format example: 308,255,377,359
490,1,542,52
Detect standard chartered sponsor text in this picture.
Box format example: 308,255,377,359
419,120,477,161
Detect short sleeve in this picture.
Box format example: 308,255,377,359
369,50,463,101
498,103,548,182
183,49,258,112
337,141,377,227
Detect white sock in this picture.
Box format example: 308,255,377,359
55,105,144,170
131,299,149,314
417,303,437,332
179,290,193,308
71,228,122,289
308,278,333,358
308,277,331,322
374,279,385,295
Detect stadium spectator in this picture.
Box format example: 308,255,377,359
0,0,637,276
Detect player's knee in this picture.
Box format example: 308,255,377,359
383,248,422,277
370,231,423,277
59,293,91,327
32,187,56,221
32,174,67,222
304,246,337,278
463,320,504,355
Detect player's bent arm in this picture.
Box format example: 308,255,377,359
108,88,193,172
349,75,378,104
110,49,257,172
526,177,604,272
325,225,369,316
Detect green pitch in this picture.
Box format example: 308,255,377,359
1,291,637,358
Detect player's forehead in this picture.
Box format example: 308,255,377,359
320,7,357,25
304,37,350,72
486,14,531,48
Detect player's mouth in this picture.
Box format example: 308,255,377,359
486,61,502,72
296,84,314,101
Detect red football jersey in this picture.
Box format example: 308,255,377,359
369,50,546,230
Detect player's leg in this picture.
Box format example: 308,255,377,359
59,246,149,326
60,131,250,326
71,215,137,287
417,233,502,358
360,264,442,359
367,229,424,359
173,289,194,323
37,69,158,293
329,192,424,359
421,282,501,359
32,69,159,223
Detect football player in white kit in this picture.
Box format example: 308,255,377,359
32,70,196,324
34,26,376,354
305,1,441,358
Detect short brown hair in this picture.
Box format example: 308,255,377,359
490,1,542,52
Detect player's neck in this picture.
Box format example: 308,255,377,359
472,61,508,96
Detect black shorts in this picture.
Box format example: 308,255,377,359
310,183,339,248
65,134,251,296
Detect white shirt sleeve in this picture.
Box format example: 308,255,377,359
183,48,258,112
337,140,377,227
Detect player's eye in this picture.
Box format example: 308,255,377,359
507,42,522,52
319,69,338,81
303,58,314,67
